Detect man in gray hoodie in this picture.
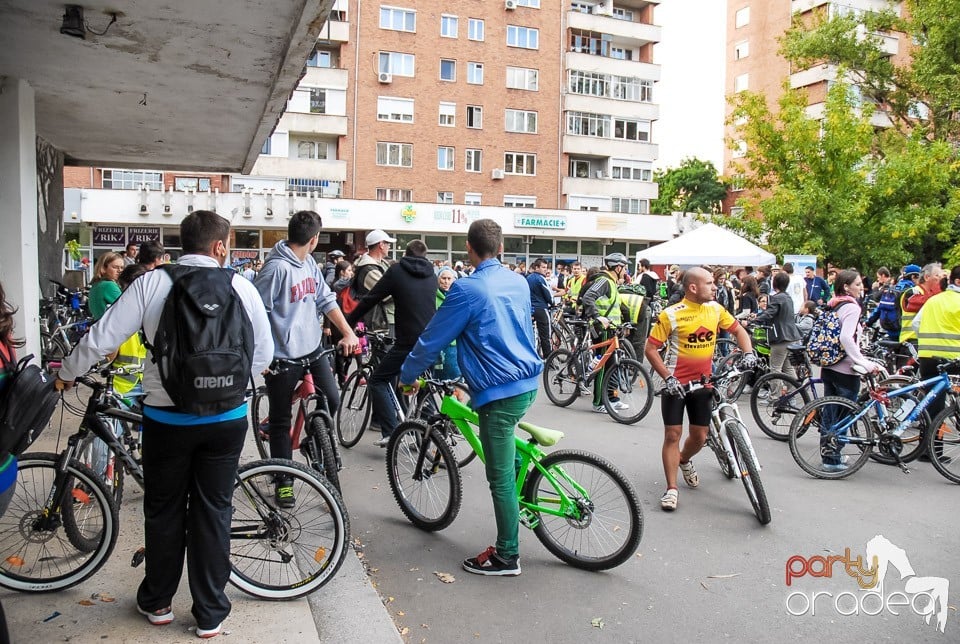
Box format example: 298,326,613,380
255,211,359,506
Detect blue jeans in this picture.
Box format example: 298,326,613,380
369,344,411,438
820,368,860,465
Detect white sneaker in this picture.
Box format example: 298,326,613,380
196,622,222,639
679,460,700,488
592,405,607,413
612,401,630,411
374,436,390,448
660,489,678,511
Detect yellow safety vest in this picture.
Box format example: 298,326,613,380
112,333,146,395
565,274,585,302
619,293,645,325
593,273,622,324
899,285,924,343
917,290,960,359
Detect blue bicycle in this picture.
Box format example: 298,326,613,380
788,359,960,479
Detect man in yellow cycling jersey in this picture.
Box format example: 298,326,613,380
645,267,754,512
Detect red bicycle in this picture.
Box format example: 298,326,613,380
251,349,342,492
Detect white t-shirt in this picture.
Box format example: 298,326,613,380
787,274,806,312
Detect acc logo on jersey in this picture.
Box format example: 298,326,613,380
686,326,714,344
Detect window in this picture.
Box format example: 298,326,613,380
517,0,540,6
506,66,538,90
377,96,414,123
468,18,484,41
611,161,653,181
439,102,456,126
440,14,458,38
465,148,482,172
639,79,654,103
569,159,590,178
733,140,747,158
307,49,332,68
102,169,163,190
437,191,454,204
309,88,326,114
440,58,456,81
503,195,537,208
566,111,610,137
380,7,415,32
734,73,749,92
505,109,537,133
730,174,746,192
289,178,341,197
610,47,633,61
297,140,328,160
377,188,413,201
376,142,413,167
467,62,483,85
570,29,612,56
438,146,455,170
568,70,608,97
379,51,415,77
507,26,539,49
611,198,649,214
504,152,536,176
613,118,651,142
734,40,749,60
466,105,482,128
612,7,634,21
260,138,271,155
464,192,481,206
174,177,212,191
735,7,750,28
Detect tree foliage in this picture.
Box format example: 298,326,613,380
723,0,960,270
651,158,727,215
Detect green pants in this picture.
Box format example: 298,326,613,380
476,389,537,559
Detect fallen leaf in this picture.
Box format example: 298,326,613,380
949,605,957,612
78,600,96,606
613,525,621,532
369,568,379,573
400,627,410,636
421,624,430,629
398,611,405,617
385,596,395,604
700,581,709,590
591,617,604,629
409,567,420,571
708,573,742,579
636,553,642,558
372,486,379,490
434,571,456,583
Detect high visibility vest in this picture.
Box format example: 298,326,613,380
593,273,622,324
899,285,924,343
917,290,960,359
620,293,645,325
112,333,146,395
565,274,585,302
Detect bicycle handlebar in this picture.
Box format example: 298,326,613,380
268,347,337,374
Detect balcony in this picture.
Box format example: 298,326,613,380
564,93,659,121
302,66,348,90
805,101,893,128
565,52,660,82
792,0,901,15
250,157,347,181
277,111,348,136
563,176,658,199
789,64,836,89
318,19,349,43
563,134,658,160
567,10,661,46
856,24,899,56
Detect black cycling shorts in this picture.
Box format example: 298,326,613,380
661,387,713,427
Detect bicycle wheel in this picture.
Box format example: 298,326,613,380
229,459,349,600
750,372,810,441
712,408,736,479
413,383,477,468
789,397,875,479
926,404,960,484
308,415,341,493
337,369,371,448
523,450,643,571
621,341,638,362
41,333,69,370
542,349,580,408
251,386,271,459
726,421,771,525
715,351,748,402
713,338,739,368
601,358,653,424
386,420,462,531
866,377,927,465
0,453,117,592
74,423,126,509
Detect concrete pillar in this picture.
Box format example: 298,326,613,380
0,77,40,359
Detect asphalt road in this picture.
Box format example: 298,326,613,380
335,385,959,643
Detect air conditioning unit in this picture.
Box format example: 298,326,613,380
378,72,393,84
491,168,505,180
504,0,517,10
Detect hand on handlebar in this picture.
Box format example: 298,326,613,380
399,380,421,395
737,352,759,371
663,376,683,398
337,330,361,356
55,377,73,392
595,316,611,329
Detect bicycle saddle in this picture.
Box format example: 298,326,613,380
517,422,564,447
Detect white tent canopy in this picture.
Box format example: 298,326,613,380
636,223,776,266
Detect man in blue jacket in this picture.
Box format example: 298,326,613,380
400,219,542,577
527,258,555,357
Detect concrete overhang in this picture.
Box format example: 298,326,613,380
0,0,333,173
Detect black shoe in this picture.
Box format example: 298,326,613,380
462,546,521,576
274,477,295,509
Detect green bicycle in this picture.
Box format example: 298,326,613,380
385,380,643,571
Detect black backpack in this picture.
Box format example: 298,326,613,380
148,265,253,416
0,353,59,459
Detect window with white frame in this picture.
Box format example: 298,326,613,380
464,192,481,206
503,195,537,208
569,159,590,178
307,49,332,68
734,73,749,92
735,6,750,28
376,142,413,167
733,140,747,158
261,138,272,155
466,105,482,128
379,51,415,76
439,102,456,126
568,70,608,97
437,146,455,170
730,174,746,192
309,88,326,114
612,118,651,142
610,47,633,61
103,169,163,190
467,62,483,85
440,59,456,81
465,148,482,172
639,79,654,102
297,140,328,160
380,7,416,32
734,40,749,60
468,18,484,41
504,152,536,176
610,160,653,181
440,14,458,38
506,66,538,90
507,26,539,49
516,0,540,6
730,206,745,217
567,111,610,137
611,7,633,20
437,191,454,204
611,198,649,214
377,96,414,123
505,109,537,133
377,188,413,201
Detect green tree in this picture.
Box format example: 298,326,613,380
651,158,727,215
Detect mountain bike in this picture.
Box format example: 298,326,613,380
385,379,644,571
714,323,772,402
0,371,349,599
335,330,391,447
787,360,960,479
659,366,771,525
543,321,653,424
250,349,342,491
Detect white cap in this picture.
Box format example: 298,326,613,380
365,229,397,246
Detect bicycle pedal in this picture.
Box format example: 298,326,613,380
131,547,145,568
